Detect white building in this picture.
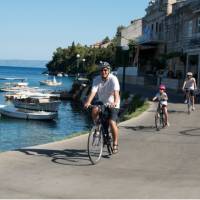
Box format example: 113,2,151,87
120,19,143,46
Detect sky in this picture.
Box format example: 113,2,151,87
0,0,149,61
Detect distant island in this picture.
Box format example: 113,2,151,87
0,59,49,68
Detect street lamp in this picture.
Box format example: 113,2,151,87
121,45,129,94
82,58,86,71
76,54,80,78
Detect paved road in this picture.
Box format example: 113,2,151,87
1,98,200,198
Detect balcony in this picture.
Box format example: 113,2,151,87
138,31,165,45
184,33,200,49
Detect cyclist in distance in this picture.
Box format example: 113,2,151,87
182,72,197,111
152,84,169,127
84,61,120,154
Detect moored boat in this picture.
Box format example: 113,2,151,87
13,97,61,112
0,105,57,120
39,76,62,86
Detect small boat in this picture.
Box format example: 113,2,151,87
13,97,61,112
57,73,63,77
0,105,57,120
4,90,60,100
39,76,62,86
0,81,29,92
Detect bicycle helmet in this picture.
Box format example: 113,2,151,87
99,61,111,71
187,72,193,76
159,84,166,90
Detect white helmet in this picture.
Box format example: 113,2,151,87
99,61,111,71
187,72,193,76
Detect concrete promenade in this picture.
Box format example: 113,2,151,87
1,87,200,198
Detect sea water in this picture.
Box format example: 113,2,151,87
0,66,92,152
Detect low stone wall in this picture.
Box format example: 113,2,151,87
118,75,144,86
118,74,184,90
161,78,184,90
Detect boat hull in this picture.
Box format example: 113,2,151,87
0,106,57,120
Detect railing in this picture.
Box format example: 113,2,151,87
139,32,165,44
184,33,200,49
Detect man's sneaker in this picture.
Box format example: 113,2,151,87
184,100,188,104
192,107,195,111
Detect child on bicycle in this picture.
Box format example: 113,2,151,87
182,72,197,111
152,84,169,127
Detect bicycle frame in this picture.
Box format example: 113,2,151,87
97,105,113,152
155,101,165,131
87,105,113,164
185,90,192,114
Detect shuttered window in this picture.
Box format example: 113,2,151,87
198,17,200,32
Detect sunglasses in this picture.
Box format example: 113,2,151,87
101,69,108,72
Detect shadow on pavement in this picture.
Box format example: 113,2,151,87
180,128,200,136
168,109,187,114
17,148,91,166
147,109,186,114
120,125,156,133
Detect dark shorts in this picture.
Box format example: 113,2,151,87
185,89,194,96
107,108,119,122
93,101,119,122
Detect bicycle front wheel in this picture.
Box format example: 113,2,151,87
155,113,162,130
187,99,191,114
87,127,103,165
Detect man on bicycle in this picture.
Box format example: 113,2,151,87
84,61,120,154
182,72,197,111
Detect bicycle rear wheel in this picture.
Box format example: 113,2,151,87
106,133,113,155
87,126,103,165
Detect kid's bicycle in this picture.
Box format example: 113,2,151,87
155,100,166,131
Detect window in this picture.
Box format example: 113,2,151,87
156,22,158,33
198,17,200,33
151,23,154,31
188,20,193,37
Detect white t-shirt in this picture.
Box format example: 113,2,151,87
155,92,168,106
91,74,120,108
184,78,196,90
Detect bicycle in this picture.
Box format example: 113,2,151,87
184,89,193,114
155,100,166,131
87,104,113,165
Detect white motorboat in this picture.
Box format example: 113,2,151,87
13,97,61,112
0,81,29,92
4,90,60,100
57,73,63,77
39,76,62,86
0,105,57,120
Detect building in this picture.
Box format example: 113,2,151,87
90,41,111,49
120,19,143,47
166,0,200,85
130,0,200,89
137,0,177,76
117,0,200,89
